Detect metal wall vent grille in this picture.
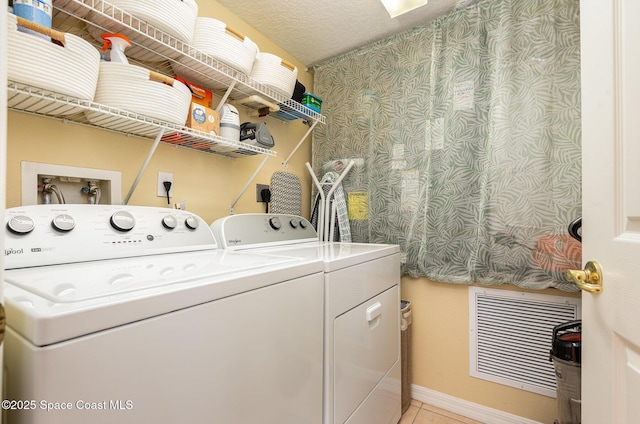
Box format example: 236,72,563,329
469,287,581,397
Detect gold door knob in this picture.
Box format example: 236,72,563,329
566,260,603,294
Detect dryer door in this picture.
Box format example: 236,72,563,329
334,285,400,424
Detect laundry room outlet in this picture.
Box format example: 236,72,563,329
256,184,269,202
157,171,173,197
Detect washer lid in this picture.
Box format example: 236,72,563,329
239,241,400,272
5,249,323,346
5,249,296,303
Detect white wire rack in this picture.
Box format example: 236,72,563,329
9,0,326,206
50,0,326,124
7,81,277,158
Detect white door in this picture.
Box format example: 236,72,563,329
580,0,640,423
1,2,7,422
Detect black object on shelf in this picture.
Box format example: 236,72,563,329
292,80,306,103
568,217,582,242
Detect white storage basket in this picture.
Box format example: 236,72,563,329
86,63,191,137
171,17,258,87
250,52,298,99
86,0,197,62
52,0,91,18
6,14,100,116
107,0,197,42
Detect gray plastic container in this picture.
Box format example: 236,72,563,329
401,300,412,413
550,320,581,424
552,357,581,424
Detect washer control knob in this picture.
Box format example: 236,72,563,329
289,219,299,228
7,215,35,235
110,211,136,232
162,215,177,230
51,214,75,232
299,220,308,229
269,217,282,230
185,216,199,230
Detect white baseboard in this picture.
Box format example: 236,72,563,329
410,384,543,424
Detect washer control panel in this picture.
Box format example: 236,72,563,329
211,214,318,250
4,205,216,269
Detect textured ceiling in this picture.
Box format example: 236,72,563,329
217,0,467,67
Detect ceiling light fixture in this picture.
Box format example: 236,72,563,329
380,0,429,18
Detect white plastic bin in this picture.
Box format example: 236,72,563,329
7,13,100,116
86,63,191,137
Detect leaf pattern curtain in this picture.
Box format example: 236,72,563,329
312,0,581,291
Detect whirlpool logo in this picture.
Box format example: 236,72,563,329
228,239,242,245
4,248,24,256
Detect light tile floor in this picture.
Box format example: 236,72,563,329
399,400,484,424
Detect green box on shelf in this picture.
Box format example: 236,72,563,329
302,93,322,112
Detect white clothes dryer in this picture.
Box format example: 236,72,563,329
211,213,402,424
3,205,324,424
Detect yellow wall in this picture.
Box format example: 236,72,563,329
6,0,315,225
402,277,581,423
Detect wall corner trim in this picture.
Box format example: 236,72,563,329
410,385,543,424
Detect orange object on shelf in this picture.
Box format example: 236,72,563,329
532,234,582,273
175,77,213,108
185,103,220,136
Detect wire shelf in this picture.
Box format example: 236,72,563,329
50,0,325,124
8,81,277,158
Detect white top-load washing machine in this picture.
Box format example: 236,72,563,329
211,214,402,424
3,205,325,424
